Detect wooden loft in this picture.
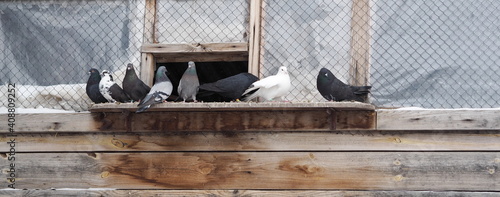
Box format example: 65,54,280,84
138,0,371,87
139,0,263,86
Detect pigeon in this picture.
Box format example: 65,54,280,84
177,61,200,102
86,68,108,104
316,67,371,102
198,72,259,101
241,66,291,101
99,70,131,103
123,63,151,102
136,66,173,113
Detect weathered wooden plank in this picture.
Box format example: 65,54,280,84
0,102,377,132
349,0,371,86
89,102,375,112
154,51,249,63
143,0,157,44
0,112,99,133
248,0,263,77
129,110,332,132
2,190,499,197
378,109,500,130
140,53,156,86
336,110,376,130
0,110,331,133
2,152,500,190
1,131,500,152
141,43,248,54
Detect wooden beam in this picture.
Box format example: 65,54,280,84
140,53,155,86
349,0,371,86
248,0,263,77
377,109,500,130
141,43,249,63
154,52,248,63
143,0,157,44
90,102,375,112
141,43,248,54
5,152,500,190
1,190,498,196
2,130,500,152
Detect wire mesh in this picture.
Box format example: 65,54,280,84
0,0,144,111
1,0,500,111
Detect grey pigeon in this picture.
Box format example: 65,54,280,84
123,63,151,102
86,68,108,104
316,67,371,102
178,61,200,102
198,73,258,101
99,70,131,103
241,66,291,101
136,66,173,113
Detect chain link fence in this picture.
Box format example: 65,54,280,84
1,0,500,111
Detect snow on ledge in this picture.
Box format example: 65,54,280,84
0,107,86,114
379,107,500,111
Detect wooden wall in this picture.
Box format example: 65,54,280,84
0,103,499,196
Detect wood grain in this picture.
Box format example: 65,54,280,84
0,102,377,132
1,131,500,152
2,190,499,197
378,109,500,130
349,0,371,86
143,0,157,44
248,0,263,77
141,43,248,53
89,102,375,112
2,152,500,190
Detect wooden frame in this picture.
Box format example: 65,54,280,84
139,0,257,86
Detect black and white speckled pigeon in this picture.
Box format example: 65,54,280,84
178,61,199,102
86,68,108,104
136,66,173,113
316,67,371,102
241,66,291,101
198,72,259,101
123,63,151,102
99,70,131,103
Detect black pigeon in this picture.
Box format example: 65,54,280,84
198,73,259,101
86,68,108,104
137,66,173,113
123,63,151,102
99,70,131,103
317,67,371,102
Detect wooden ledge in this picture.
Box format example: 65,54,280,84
89,101,375,112
86,102,376,132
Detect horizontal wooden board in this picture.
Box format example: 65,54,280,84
0,113,98,133
1,152,499,190
141,43,248,53
1,131,500,152
378,109,500,130
0,103,376,132
2,190,499,197
153,52,249,62
89,102,376,112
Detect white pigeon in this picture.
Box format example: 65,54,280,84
136,66,173,113
99,70,131,103
241,66,291,101
99,70,115,102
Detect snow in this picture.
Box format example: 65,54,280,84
0,84,92,112
381,107,500,111
0,106,83,114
